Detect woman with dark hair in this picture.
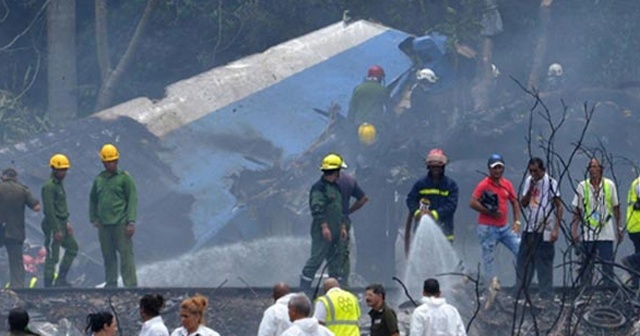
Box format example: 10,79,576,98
170,294,220,336
85,312,117,336
7,308,40,336
139,294,169,336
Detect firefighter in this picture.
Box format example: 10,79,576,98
405,149,459,254
299,154,347,290
89,144,138,287
41,154,78,287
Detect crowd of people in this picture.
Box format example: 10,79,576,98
300,64,640,302
0,143,138,289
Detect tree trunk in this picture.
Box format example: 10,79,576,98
527,0,553,90
94,0,159,112
95,0,110,81
47,0,77,124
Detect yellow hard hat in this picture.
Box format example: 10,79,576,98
358,123,377,145
320,153,347,171
49,154,70,169
100,144,119,162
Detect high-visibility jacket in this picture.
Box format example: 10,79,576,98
627,178,640,233
316,289,360,336
583,179,612,227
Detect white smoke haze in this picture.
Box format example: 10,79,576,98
138,236,310,287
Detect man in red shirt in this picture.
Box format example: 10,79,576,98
469,154,521,288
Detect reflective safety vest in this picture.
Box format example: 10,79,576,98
627,178,640,233
316,289,361,336
583,179,612,227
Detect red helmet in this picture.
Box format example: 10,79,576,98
367,65,385,80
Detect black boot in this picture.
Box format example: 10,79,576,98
43,276,53,288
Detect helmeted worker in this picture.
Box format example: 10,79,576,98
347,65,390,129
405,149,459,253
313,278,361,336
545,63,564,91
41,154,79,287
89,143,138,287
299,154,348,290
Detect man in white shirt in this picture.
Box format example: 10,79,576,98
410,278,466,336
281,294,334,336
258,282,296,336
571,158,623,286
517,158,562,300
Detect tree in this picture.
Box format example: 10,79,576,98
94,0,159,112
47,0,77,124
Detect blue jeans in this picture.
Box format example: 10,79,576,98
477,224,520,282
516,232,555,298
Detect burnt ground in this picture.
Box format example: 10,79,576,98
1,285,639,336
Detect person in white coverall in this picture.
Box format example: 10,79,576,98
410,278,466,336
258,282,296,336
281,294,334,336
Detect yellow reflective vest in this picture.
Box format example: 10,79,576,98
627,178,640,233
316,288,361,336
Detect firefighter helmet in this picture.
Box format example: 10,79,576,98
358,123,377,145
367,65,385,80
100,144,119,162
416,68,438,83
548,63,563,77
320,153,347,171
49,154,70,169
425,148,448,166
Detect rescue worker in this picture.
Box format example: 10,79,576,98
89,143,138,287
336,155,369,288
405,148,459,254
365,284,399,336
545,63,564,91
347,65,389,128
409,278,466,336
258,282,295,336
41,154,78,288
623,174,640,287
7,308,40,336
313,278,360,336
570,158,622,286
281,294,333,336
299,154,347,290
0,168,41,289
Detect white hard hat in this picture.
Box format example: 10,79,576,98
548,63,563,77
491,64,501,78
416,68,438,83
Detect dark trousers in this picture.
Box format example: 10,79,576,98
516,232,554,298
577,240,614,286
43,225,79,285
301,231,347,283
5,238,24,288
626,232,640,285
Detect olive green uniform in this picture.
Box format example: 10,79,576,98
41,176,78,286
300,177,347,286
89,169,138,287
0,180,39,288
